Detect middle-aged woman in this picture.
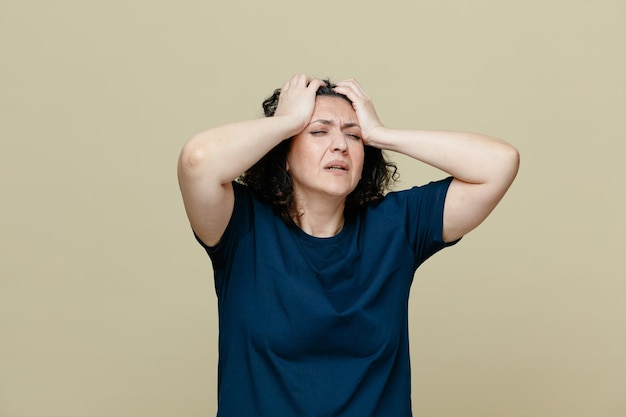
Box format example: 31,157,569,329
177,74,520,416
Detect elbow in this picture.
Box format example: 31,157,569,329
178,136,212,173
506,144,521,178
482,142,520,186
494,143,520,187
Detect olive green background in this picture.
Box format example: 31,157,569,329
1,0,624,416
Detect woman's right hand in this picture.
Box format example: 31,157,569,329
274,74,326,134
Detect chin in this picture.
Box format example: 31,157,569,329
323,184,358,198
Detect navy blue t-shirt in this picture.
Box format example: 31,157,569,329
196,177,457,417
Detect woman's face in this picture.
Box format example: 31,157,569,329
287,96,365,203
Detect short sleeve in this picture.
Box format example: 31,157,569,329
401,177,460,269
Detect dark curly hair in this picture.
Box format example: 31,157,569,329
238,80,398,225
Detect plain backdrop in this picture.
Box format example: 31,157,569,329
1,0,625,416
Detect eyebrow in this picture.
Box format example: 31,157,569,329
310,119,361,129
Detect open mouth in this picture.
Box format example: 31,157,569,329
324,160,349,171
325,165,347,171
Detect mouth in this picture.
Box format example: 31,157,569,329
324,161,349,172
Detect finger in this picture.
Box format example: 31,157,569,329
289,73,309,87
334,80,358,93
340,78,362,87
307,78,326,92
335,80,367,99
333,84,362,103
335,79,359,89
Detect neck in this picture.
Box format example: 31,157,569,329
292,195,346,238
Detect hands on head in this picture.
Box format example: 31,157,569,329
274,74,385,147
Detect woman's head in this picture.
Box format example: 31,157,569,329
239,79,398,225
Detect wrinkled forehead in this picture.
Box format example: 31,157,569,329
311,96,357,122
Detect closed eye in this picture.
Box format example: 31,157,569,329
310,130,327,135
346,133,361,140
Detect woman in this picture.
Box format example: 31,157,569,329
177,74,519,416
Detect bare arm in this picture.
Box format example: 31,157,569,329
366,128,519,242
177,75,325,246
334,79,520,243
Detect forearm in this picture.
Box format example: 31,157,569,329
179,115,302,185
368,127,520,185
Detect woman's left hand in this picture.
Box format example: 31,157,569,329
333,79,384,146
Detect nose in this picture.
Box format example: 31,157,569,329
330,130,348,152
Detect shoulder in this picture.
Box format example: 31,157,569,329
374,177,454,210
358,177,454,234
